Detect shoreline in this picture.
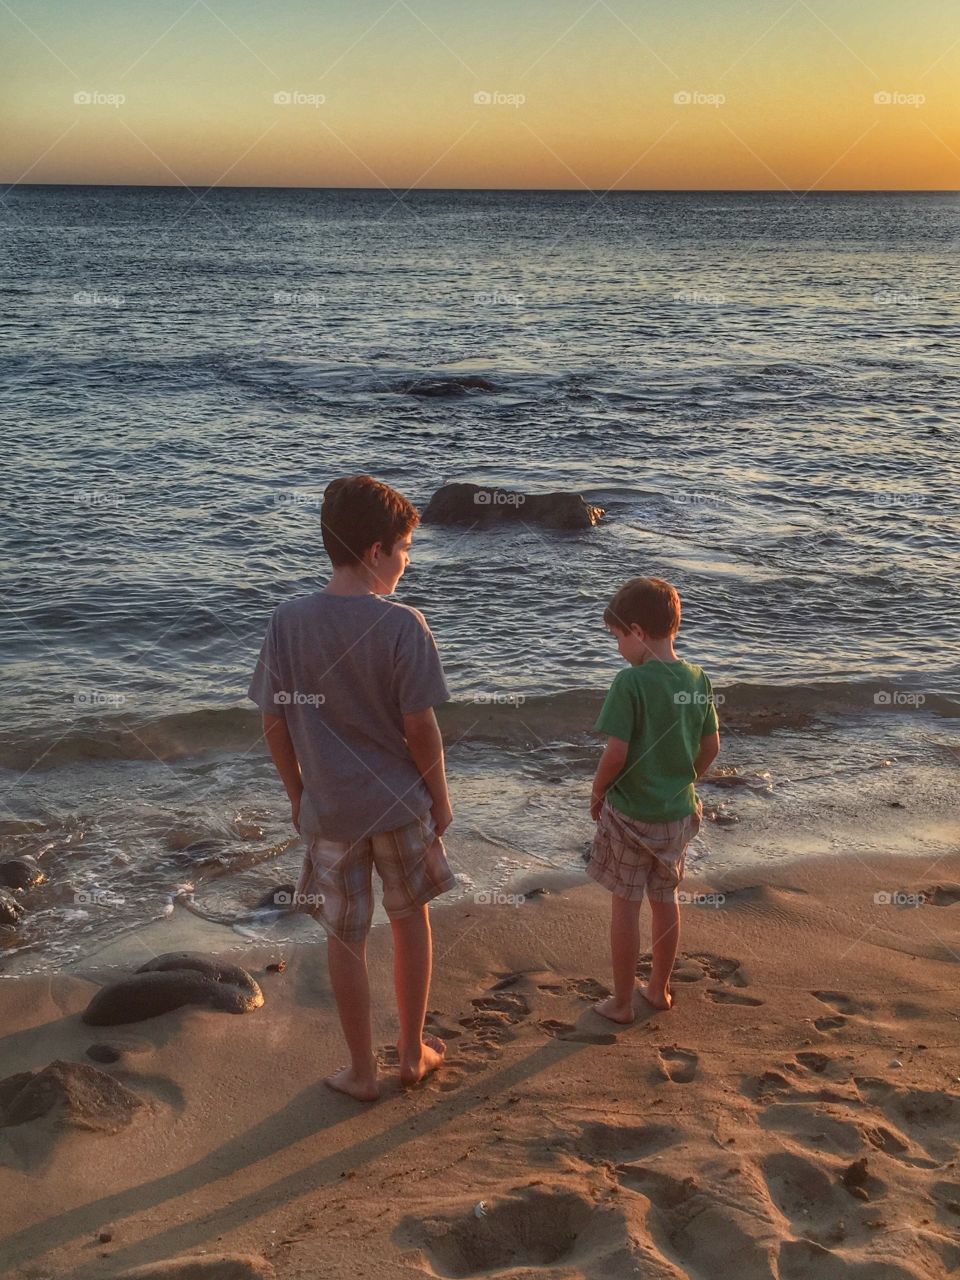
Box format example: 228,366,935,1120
1,847,958,1278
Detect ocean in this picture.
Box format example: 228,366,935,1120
2,186,958,972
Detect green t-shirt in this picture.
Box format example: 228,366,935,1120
595,659,720,823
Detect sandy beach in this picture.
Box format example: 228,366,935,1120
1,846,958,1280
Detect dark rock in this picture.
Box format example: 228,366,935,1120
98,1229,114,1243
0,1059,144,1132
82,952,264,1025
422,482,604,531
254,884,296,910
0,887,24,924
395,375,496,397
0,855,45,892
86,1043,123,1063
265,960,286,973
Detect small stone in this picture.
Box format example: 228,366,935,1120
889,1059,903,1068
266,960,286,973
98,1230,113,1243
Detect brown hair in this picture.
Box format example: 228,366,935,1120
603,576,681,638
321,475,419,567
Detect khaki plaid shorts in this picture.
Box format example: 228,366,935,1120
293,812,457,943
587,798,702,903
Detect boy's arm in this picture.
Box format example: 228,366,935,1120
403,707,453,836
262,712,304,832
694,730,720,779
591,736,629,821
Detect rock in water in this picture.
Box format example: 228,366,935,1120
0,887,24,924
422,482,604,530
0,1059,144,1132
82,952,264,1025
0,855,46,891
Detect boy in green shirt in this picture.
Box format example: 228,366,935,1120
588,577,721,1022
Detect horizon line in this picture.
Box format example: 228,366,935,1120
5,182,959,195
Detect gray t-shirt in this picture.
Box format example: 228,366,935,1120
248,592,450,842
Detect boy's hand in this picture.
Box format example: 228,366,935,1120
590,789,606,822
431,797,453,837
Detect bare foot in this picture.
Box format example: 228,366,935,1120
399,1032,446,1087
324,1064,380,1102
639,984,673,1011
594,995,635,1024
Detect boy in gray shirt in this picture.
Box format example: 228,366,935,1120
248,475,455,1100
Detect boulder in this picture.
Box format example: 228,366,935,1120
82,952,264,1025
0,855,45,891
0,1059,144,1132
0,887,24,925
422,483,604,530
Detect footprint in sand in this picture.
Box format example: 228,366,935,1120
575,1121,680,1163
814,1014,848,1033
537,977,611,1001
706,987,764,1007
658,1046,699,1083
538,1018,618,1045
638,951,750,989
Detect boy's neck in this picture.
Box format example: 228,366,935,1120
324,566,375,596
636,637,679,665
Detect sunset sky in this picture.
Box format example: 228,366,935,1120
2,0,958,190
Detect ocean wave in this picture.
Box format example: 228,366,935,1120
0,681,954,771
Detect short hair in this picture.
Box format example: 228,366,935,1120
321,475,419,567
603,577,681,638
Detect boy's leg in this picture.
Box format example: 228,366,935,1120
325,933,380,1101
595,893,643,1024
641,897,681,1010
391,903,446,1085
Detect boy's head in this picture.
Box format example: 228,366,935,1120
321,475,419,594
603,577,681,663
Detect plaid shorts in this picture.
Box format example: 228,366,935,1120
293,812,457,943
587,798,702,903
